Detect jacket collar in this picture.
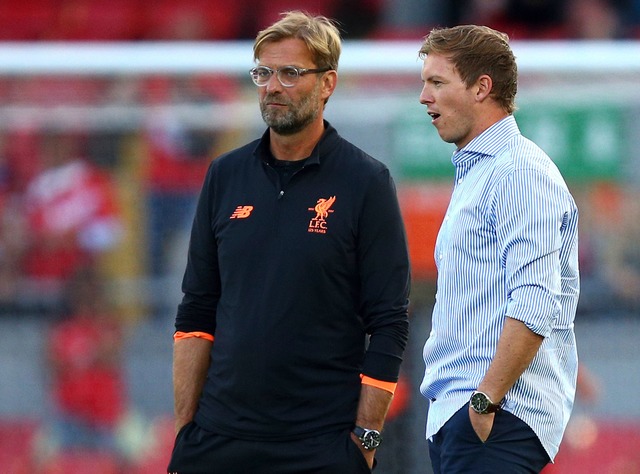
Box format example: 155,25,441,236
254,120,338,166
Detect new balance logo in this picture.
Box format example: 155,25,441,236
307,196,336,234
230,205,254,219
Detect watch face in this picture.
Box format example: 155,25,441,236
471,392,490,413
363,430,382,449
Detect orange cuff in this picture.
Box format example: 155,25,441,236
174,331,214,342
361,375,397,394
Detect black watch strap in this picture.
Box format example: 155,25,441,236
353,425,382,450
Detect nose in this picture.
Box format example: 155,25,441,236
419,84,433,105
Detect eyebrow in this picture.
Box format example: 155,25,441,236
257,63,306,69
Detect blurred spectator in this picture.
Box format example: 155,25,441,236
565,0,625,39
577,183,640,316
44,0,144,41
0,196,25,313
1,125,41,195
333,0,384,38
0,134,27,313
19,131,122,311
436,0,634,39
502,0,567,38
377,0,446,38
142,77,227,278
445,0,566,39
42,266,128,465
251,0,338,31
143,0,252,40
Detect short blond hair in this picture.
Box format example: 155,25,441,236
253,10,341,71
419,25,518,114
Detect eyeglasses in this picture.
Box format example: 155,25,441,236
249,65,331,88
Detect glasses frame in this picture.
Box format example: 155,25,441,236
249,65,331,88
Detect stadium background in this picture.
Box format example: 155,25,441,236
0,1,639,472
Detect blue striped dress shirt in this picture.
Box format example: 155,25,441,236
420,115,580,460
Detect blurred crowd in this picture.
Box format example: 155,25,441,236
382,0,640,40
1,0,640,316
0,128,121,312
0,74,229,317
0,3,638,316
0,1,639,472
0,0,640,41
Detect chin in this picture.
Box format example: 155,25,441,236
437,133,454,144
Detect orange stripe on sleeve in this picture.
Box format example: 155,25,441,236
361,375,397,394
173,331,214,342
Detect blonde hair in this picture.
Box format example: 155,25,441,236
419,25,518,114
253,11,341,71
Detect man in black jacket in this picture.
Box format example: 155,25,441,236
168,10,411,474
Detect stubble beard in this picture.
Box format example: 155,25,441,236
260,87,321,136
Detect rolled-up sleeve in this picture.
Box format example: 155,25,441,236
497,169,573,337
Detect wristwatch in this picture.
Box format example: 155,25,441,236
353,425,382,450
470,391,502,414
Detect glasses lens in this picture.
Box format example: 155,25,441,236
251,67,272,86
277,66,300,87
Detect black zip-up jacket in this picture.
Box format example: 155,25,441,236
176,121,410,440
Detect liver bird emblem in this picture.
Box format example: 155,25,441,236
313,196,336,220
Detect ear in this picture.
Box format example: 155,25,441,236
475,74,493,102
321,70,338,101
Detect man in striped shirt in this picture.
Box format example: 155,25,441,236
418,25,580,473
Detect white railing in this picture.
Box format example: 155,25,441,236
1,40,640,74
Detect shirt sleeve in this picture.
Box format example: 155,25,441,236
358,168,411,382
175,163,220,335
494,168,574,337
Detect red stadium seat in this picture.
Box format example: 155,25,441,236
543,418,640,473
0,0,59,40
45,0,144,41
13,76,104,105
255,0,338,29
0,419,39,474
143,0,246,40
41,450,121,474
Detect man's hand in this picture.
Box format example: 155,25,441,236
350,431,376,469
468,406,495,442
353,383,392,469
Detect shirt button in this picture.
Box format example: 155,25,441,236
457,178,463,184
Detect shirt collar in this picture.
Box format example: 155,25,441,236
254,120,338,166
452,115,520,166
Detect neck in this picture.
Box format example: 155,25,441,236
459,110,510,149
269,119,325,161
